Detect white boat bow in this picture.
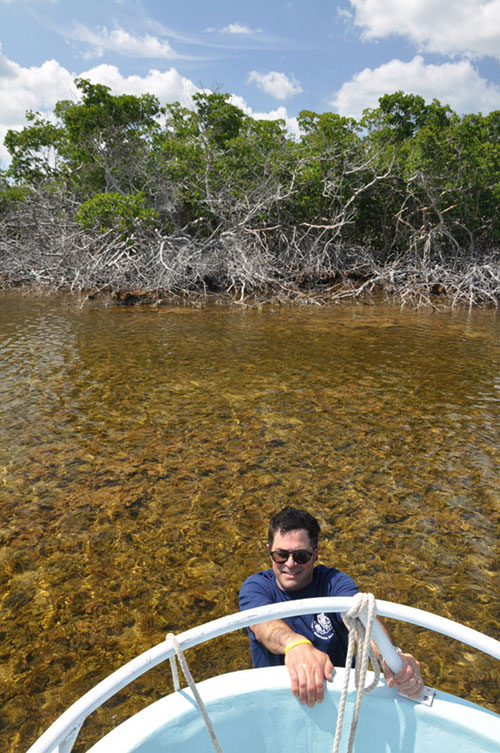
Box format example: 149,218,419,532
25,597,500,753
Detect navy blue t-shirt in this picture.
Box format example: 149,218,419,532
238,564,358,668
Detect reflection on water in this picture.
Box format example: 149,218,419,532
0,292,499,752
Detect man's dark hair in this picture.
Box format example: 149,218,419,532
268,506,321,549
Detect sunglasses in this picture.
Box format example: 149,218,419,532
270,549,315,565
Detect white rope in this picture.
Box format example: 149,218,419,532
168,652,180,692
167,633,223,753
331,593,381,753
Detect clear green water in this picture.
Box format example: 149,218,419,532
0,292,499,752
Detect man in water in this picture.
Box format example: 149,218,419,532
239,505,423,707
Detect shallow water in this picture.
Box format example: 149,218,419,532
0,292,499,752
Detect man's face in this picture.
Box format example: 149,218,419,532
267,528,318,592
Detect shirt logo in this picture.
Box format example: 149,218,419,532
312,613,334,640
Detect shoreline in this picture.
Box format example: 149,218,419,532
1,276,498,310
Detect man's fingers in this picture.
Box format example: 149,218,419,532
324,658,334,683
312,668,324,704
384,653,423,697
289,666,299,698
285,645,332,706
295,664,322,706
397,674,424,698
288,662,326,706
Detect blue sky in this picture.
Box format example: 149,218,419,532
1,0,499,167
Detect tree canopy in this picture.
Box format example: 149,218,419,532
1,81,498,305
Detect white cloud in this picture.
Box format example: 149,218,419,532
0,54,74,167
349,0,500,59
337,6,354,22
222,22,261,34
0,52,16,79
331,55,500,119
0,57,74,127
230,94,300,138
80,64,202,105
247,70,303,100
253,107,300,139
67,24,182,60
0,52,203,167
0,51,299,168
206,22,263,34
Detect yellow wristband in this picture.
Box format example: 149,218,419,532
284,638,312,655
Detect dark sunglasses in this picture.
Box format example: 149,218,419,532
270,549,315,565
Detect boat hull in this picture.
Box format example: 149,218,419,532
87,666,500,753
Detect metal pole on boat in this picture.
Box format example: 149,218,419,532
369,619,403,673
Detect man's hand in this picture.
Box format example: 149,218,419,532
249,619,333,707
383,652,423,699
284,642,334,707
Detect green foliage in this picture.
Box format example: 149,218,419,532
157,93,287,228
192,92,246,148
5,79,163,198
56,78,162,198
0,176,30,215
75,192,159,238
5,111,65,183
224,118,290,190
293,111,362,221
3,79,499,261
361,91,435,143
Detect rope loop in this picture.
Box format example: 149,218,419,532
167,633,223,753
332,593,382,753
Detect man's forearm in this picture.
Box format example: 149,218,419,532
250,619,303,654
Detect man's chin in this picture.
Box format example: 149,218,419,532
280,573,303,590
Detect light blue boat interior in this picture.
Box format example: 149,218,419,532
87,666,500,753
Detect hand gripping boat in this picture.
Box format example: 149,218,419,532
26,597,500,753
